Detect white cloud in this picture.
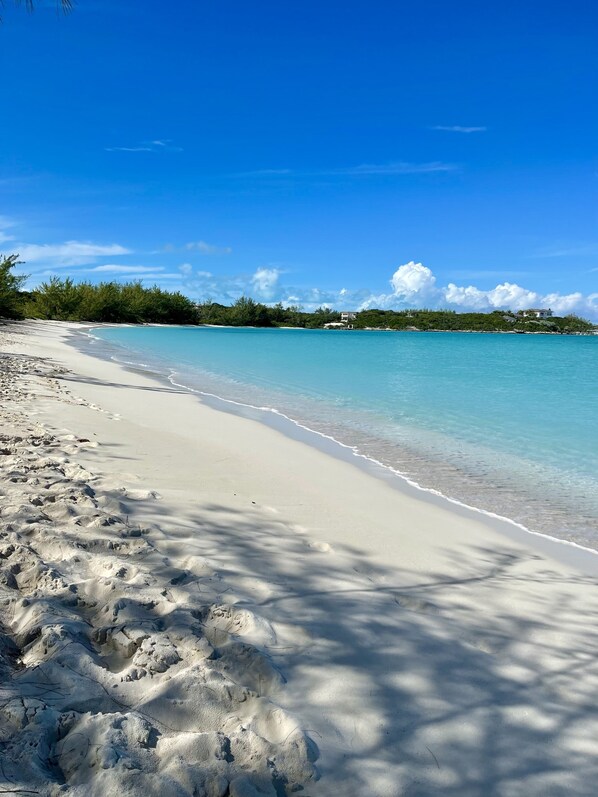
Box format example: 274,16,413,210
185,241,232,255
0,216,16,246
251,267,281,298
105,256,596,322
356,261,598,320
232,169,293,177
91,265,165,275
335,162,455,176
105,139,182,153
106,146,155,153
433,125,487,133
16,241,131,267
231,162,456,179
532,244,598,258
390,261,437,299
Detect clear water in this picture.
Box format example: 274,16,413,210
89,326,598,549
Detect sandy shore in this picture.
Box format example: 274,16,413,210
1,320,598,796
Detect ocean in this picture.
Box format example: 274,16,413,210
85,326,598,551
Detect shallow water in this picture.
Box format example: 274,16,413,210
87,326,598,549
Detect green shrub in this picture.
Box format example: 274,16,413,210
0,254,26,319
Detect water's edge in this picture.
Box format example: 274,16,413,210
67,325,598,577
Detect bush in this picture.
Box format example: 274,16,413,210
0,254,27,319
26,279,199,325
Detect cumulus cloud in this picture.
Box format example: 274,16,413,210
185,241,232,255
358,261,598,319
390,261,437,299
251,267,281,299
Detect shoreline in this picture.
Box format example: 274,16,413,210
80,323,598,573
3,320,598,795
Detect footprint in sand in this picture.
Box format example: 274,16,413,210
394,593,439,615
308,540,333,553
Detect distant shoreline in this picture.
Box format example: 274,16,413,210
77,321,597,336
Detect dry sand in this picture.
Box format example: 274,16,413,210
1,320,598,797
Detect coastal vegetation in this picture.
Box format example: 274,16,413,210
23,277,198,325
0,255,27,319
191,300,596,334
0,256,595,333
196,298,340,328
351,308,596,335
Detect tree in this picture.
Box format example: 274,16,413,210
32,276,81,320
11,0,72,11
231,296,259,326
0,1,72,22
0,254,26,319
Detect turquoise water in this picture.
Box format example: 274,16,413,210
88,326,598,549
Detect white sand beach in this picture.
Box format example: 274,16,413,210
1,320,598,797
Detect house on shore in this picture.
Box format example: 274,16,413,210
518,308,553,319
324,312,357,330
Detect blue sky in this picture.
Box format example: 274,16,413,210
1,0,597,316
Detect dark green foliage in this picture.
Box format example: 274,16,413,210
351,309,595,334
230,297,273,327
0,254,27,319
558,315,595,334
195,299,342,328
25,279,198,325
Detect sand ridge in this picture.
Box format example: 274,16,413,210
0,337,315,796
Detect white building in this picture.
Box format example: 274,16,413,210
340,312,357,322
519,308,553,319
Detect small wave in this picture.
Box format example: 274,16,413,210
72,326,598,561
165,373,598,560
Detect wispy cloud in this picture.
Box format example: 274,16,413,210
448,269,532,280
90,265,165,275
0,215,16,229
0,215,17,246
186,240,233,255
231,162,456,179
233,169,293,178
331,161,456,176
432,125,487,133
531,244,598,258
105,139,182,153
17,241,131,267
